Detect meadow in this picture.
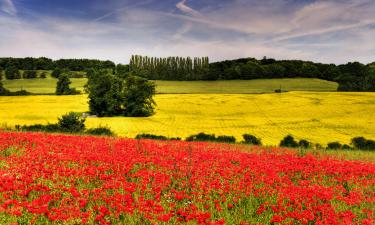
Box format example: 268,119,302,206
1,92,374,146
3,77,338,94
0,132,374,224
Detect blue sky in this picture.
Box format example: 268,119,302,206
0,0,374,64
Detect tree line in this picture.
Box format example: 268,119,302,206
0,57,115,72
128,55,210,80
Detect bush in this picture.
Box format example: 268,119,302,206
5,66,21,79
186,133,217,142
351,137,375,150
342,144,352,150
216,135,236,143
279,135,298,148
56,74,80,95
135,134,181,141
23,70,37,79
298,139,311,149
327,142,342,150
40,72,47,78
20,124,60,132
86,126,115,136
242,134,262,145
57,112,85,133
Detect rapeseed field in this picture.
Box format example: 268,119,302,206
0,92,374,146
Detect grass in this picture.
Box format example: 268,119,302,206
1,91,374,146
2,77,87,94
3,77,338,94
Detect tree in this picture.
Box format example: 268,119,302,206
122,74,156,117
52,68,62,78
22,70,37,79
0,80,10,96
55,74,78,95
86,70,124,116
86,70,156,117
280,135,298,148
5,66,21,79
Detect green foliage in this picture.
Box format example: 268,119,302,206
122,74,156,117
22,70,37,79
86,70,156,117
57,112,85,133
351,137,375,151
19,123,61,132
186,133,235,143
86,70,124,116
40,71,47,78
216,135,236,143
242,134,262,145
298,139,311,149
55,74,80,95
135,134,181,141
0,80,10,95
186,132,217,142
5,66,21,79
280,135,299,148
129,55,209,80
327,142,342,150
51,68,62,78
86,126,115,136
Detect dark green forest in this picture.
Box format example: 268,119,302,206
1,56,374,91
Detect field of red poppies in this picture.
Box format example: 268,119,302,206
0,131,374,224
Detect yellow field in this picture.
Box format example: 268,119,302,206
0,92,374,146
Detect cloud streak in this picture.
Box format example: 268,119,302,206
1,0,16,15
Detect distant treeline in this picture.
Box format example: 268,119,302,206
0,57,115,72
1,56,375,91
129,55,210,80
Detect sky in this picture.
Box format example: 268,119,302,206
0,0,374,64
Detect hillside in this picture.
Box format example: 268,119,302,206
3,77,338,94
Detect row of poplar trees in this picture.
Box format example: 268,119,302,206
129,55,210,80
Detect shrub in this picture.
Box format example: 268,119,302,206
280,135,298,148
216,135,236,143
351,137,375,150
40,72,47,78
298,139,311,149
86,126,115,136
242,134,262,145
20,124,60,132
342,144,352,150
5,66,21,79
327,142,342,150
56,74,80,95
135,134,181,140
57,112,85,133
186,133,217,142
23,70,37,79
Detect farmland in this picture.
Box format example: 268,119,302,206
3,78,338,94
1,91,374,146
0,132,374,224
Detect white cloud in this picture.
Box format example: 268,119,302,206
176,0,202,17
1,0,16,15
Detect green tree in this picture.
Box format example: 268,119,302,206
22,70,37,79
122,74,156,117
55,74,78,95
0,80,10,96
86,70,123,116
5,66,21,79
